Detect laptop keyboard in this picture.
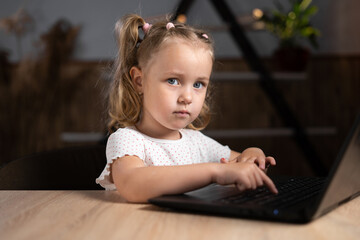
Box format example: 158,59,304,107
219,177,326,208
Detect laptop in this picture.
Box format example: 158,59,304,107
149,114,360,223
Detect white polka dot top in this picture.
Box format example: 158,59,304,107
95,126,231,190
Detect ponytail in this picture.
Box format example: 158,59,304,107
108,14,145,132
116,14,145,76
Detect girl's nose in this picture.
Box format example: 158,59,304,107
178,88,192,104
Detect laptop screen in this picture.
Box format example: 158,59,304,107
313,115,360,219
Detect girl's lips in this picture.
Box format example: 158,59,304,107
174,110,190,116
174,110,189,113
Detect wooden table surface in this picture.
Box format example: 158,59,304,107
1,190,359,240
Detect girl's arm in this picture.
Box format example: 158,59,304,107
111,155,277,203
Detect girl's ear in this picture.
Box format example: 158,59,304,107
130,66,143,92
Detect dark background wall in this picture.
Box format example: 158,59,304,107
1,0,359,61
1,0,359,177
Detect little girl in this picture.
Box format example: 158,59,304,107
96,14,278,203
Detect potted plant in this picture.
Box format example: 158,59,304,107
259,0,320,71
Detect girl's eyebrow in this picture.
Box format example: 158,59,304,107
165,71,210,81
164,70,184,77
198,77,210,82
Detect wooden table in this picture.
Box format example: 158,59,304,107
1,191,359,240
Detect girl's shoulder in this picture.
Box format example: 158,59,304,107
108,126,145,141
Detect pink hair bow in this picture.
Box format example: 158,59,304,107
142,23,152,34
166,22,175,30
202,33,209,39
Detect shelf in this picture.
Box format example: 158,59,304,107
61,132,105,143
202,127,337,138
211,71,306,82
61,127,336,143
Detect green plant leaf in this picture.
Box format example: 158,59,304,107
258,0,320,49
303,5,318,17
299,0,312,11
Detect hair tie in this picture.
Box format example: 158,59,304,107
166,22,175,30
202,33,209,39
142,23,152,34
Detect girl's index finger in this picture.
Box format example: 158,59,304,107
260,170,278,194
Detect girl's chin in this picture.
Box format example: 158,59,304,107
166,123,191,131
167,125,188,131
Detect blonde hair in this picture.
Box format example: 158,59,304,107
108,14,214,133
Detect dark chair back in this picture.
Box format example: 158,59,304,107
0,145,106,190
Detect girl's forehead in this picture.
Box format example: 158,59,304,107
142,39,213,79
142,37,212,67
162,37,206,50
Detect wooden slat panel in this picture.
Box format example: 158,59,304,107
1,56,359,176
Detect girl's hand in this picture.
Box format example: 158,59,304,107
221,148,276,172
213,162,278,194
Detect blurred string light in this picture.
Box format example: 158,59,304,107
176,14,187,23
252,8,264,20
252,8,265,30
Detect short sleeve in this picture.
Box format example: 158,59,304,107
95,128,145,190
106,128,146,161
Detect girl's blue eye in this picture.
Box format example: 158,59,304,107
193,82,203,89
167,79,179,85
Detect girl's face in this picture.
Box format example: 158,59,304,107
132,38,213,140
